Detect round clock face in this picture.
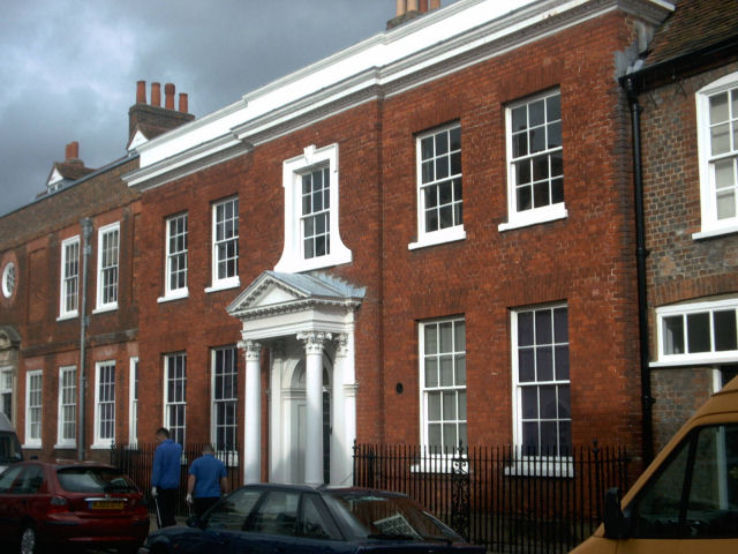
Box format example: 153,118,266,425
2,262,16,298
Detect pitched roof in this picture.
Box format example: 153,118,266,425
644,0,738,68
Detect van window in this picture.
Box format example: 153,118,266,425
629,424,738,539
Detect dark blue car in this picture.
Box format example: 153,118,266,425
140,484,484,553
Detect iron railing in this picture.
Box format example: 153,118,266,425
110,443,242,517
353,441,631,553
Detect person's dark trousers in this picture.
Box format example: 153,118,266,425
194,496,219,518
158,488,179,527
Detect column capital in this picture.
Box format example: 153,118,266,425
344,382,359,397
333,333,349,357
238,340,262,361
297,331,332,355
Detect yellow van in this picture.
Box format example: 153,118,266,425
571,376,738,553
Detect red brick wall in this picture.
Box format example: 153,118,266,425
133,10,645,458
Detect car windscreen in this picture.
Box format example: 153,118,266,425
57,467,139,494
325,492,461,542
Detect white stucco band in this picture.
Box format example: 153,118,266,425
227,271,365,485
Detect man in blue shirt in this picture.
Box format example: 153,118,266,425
187,444,228,517
151,427,183,527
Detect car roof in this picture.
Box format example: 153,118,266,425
12,459,116,470
692,374,738,420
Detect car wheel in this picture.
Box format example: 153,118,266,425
19,526,40,554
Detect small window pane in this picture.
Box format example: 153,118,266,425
536,347,553,381
428,392,441,421
711,124,730,155
535,310,552,344
511,106,527,131
717,190,736,219
522,387,538,419
424,325,437,355
687,312,711,353
425,359,438,387
439,322,453,352
455,355,466,385
663,316,684,355
714,310,737,351
518,312,534,346
547,94,561,122
519,349,535,382
555,345,570,380
440,357,453,387
529,100,545,127
442,391,456,420
715,159,735,189
709,92,729,124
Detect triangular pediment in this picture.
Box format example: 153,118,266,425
227,270,365,320
128,129,149,152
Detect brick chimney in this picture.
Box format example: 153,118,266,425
388,0,441,29
128,80,195,148
65,141,81,164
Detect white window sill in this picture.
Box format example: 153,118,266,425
504,457,574,478
57,312,78,322
54,441,76,449
91,441,114,450
93,304,118,315
205,278,240,294
651,351,738,368
23,441,41,449
410,456,469,474
408,227,466,251
158,289,189,303
692,224,738,240
498,205,568,232
274,250,352,273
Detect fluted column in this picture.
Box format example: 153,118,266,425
239,340,261,484
298,331,330,485
330,334,348,484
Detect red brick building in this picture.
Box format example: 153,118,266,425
2,0,691,486
625,0,738,452
0,83,192,461
123,0,673,485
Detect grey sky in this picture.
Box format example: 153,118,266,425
0,1,458,217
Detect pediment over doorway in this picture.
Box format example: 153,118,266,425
226,271,365,341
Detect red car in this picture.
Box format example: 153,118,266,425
0,460,149,553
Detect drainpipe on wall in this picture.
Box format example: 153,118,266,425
77,218,93,461
625,78,655,464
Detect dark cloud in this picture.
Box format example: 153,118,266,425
1,0,459,216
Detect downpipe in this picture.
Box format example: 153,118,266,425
77,218,93,461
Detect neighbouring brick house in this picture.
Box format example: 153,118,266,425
0,82,192,461
624,0,738,452
2,0,701,488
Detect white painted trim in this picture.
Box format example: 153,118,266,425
59,235,80,319
91,361,116,450
55,365,77,449
695,71,738,236
210,197,240,290
164,212,189,299
23,370,42,449
126,0,674,190
128,357,139,448
275,143,352,273
95,222,120,313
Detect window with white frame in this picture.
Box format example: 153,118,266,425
695,73,738,238
212,346,238,452
500,90,566,231
1,368,13,422
129,357,139,448
275,143,352,273
419,318,467,452
93,361,115,447
59,236,79,318
25,370,42,447
410,123,465,249
163,213,188,300
208,198,239,291
512,304,571,457
56,366,76,448
656,298,738,366
165,353,186,445
96,222,119,311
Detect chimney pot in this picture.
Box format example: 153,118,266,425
65,141,79,161
151,82,161,107
136,80,146,104
430,0,440,9
407,0,419,12
396,0,405,16
420,0,428,12
165,83,175,110
178,93,189,114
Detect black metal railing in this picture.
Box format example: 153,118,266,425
110,443,242,517
353,441,630,554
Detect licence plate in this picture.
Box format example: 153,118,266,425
90,500,125,510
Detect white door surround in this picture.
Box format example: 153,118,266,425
227,271,364,486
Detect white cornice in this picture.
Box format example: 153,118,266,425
125,0,674,190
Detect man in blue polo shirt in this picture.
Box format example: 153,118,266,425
186,444,228,517
151,427,183,527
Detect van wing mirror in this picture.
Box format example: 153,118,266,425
603,487,627,539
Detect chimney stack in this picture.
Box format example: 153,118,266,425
128,80,195,148
65,141,80,162
388,0,440,29
151,82,161,107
